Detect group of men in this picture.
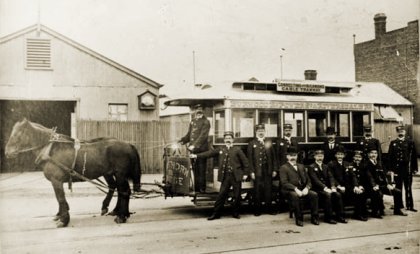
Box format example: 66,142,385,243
181,105,418,226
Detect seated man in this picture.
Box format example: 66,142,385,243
280,147,319,227
364,145,407,218
328,146,351,203
347,150,369,221
191,131,249,220
308,149,347,224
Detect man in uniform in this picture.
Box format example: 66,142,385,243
322,126,341,164
191,131,249,220
328,146,351,202
355,124,382,162
308,149,347,224
179,104,211,193
247,124,278,216
280,147,319,227
387,125,418,212
348,150,369,221
364,145,407,218
277,123,298,167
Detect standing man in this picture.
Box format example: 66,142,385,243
280,147,319,227
277,123,298,167
365,145,407,218
247,124,278,216
179,104,211,193
191,131,249,220
308,150,347,224
387,125,418,212
322,126,341,164
356,124,382,163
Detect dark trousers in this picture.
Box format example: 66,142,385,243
318,191,345,220
395,173,414,209
213,172,241,215
352,192,368,217
254,174,273,212
369,187,403,214
193,157,207,192
283,190,318,220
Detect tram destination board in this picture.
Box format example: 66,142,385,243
166,156,192,195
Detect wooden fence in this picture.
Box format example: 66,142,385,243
77,120,189,174
413,124,420,155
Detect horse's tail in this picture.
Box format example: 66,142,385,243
130,144,142,192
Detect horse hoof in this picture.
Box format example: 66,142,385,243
114,216,127,224
56,221,67,228
101,208,108,216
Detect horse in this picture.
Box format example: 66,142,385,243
5,119,142,227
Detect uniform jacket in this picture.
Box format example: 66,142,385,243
348,162,368,189
180,116,210,152
322,140,342,164
277,137,298,167
197,146,249,182
308,162,336,191
328,160,351,189
355,137,382,162
280,162,312,191
388,137,418,175
247,138,278,177
364,159,388,188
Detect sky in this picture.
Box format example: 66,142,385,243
0,0,418,96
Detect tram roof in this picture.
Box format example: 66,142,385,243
164,80,412,107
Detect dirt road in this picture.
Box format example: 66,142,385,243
0,172,419,254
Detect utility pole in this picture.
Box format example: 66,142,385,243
280,48,285,80
193,50,196,85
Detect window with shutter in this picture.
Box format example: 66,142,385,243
26,38,51,69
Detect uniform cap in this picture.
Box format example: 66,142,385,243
283,123,293,130
367,143,378,152
335,145,346,154
255,124,265,131
314,149,324,155
363,124,372,132
353,150,363,156
396,125,405,132
194,104,204,113
223,131,234,138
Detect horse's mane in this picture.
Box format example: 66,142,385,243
28,121,74,141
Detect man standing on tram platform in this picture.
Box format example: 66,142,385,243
387,125,418,212
322,126,341,164
179,104,211,193
248,124,278,216
190,131,249,220
355,124,382,163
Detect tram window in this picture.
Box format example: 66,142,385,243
232,109,255,138
307,111,327,141
330,112,350,141
259,111,279,137
284,112,304,137
214,110,225,142
353,112,371,137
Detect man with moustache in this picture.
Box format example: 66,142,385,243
277,123,298,167
364,145,406,218
328,146,351,202
280,147,319,227
355,124,382,163
179,104,211,193
347,150,369,221
191,131,249,220
387,125,418,212
308,149,347,224
248,124,278,216
322,126,342,164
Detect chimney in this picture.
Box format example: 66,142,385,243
304,70,317,80
374,13,387,38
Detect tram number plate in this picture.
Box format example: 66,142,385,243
166,157,191,195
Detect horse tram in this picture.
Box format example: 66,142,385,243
162,75,414,206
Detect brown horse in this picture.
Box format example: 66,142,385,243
5,119,142,227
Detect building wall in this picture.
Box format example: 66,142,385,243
0,29,159,121
354,19,419,123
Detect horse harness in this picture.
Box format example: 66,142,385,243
35,132,109,193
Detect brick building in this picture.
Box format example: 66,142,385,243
354,13,419,123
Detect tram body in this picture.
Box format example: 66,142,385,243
162,79,413,203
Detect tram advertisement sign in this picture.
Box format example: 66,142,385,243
277,83,326,93
166,157,191,195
